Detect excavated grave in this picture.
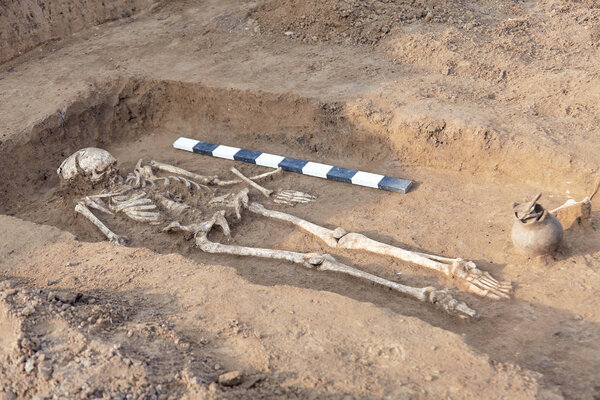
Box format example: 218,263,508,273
0,77,599,398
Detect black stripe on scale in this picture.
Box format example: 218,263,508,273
192,141,219,155
326,166,358,183
233,148,263,164
278,157,308,173
378,176,412,193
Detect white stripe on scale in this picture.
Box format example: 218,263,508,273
351,171,385,188
212,145,241,160
302,162,333,178
255,153,285,168
173,137,199,151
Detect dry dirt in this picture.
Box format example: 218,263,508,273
1,0,600,399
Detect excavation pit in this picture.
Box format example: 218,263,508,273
1,78,600,398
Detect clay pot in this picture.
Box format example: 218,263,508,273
511,203,563,257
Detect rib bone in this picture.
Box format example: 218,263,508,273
248,203,511,300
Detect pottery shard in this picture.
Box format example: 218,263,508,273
218,371,243,387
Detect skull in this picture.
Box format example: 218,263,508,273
57,148,118,183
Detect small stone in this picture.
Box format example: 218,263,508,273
284,31,294,36
5,289,17,296
24,358,35,373
127,330,133,338
21,306,35,317
218,371,243,387
38,361,53,380
213,364,221,370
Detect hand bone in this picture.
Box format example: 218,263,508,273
273,190,316,206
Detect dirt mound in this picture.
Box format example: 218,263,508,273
0,0,153,65
248,0,497,45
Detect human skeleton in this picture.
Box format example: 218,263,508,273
58,148,513,319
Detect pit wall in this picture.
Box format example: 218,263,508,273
0,77,396,206
345,100,596,194
0,0,154,65
0,76,592,209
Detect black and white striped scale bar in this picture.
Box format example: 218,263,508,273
173,137,413,193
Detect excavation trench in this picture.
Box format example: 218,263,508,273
0,77,586,308
1,77,600,396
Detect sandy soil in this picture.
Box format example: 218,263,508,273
1,0,599,399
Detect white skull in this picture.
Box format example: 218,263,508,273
57,148,118,183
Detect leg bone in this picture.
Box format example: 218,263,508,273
194,227,476,318
248,203,511,299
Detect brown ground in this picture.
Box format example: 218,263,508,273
1,0,599,399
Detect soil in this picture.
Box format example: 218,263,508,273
1,0,600,399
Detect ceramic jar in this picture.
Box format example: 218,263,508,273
511,204,563,257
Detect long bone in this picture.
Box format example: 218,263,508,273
148,160,282,186
129,159,213,193
231,167,273,197
162,211,476,318
74,203,129,245
82,196,113,215
230,167,315,206
247,203,512,300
